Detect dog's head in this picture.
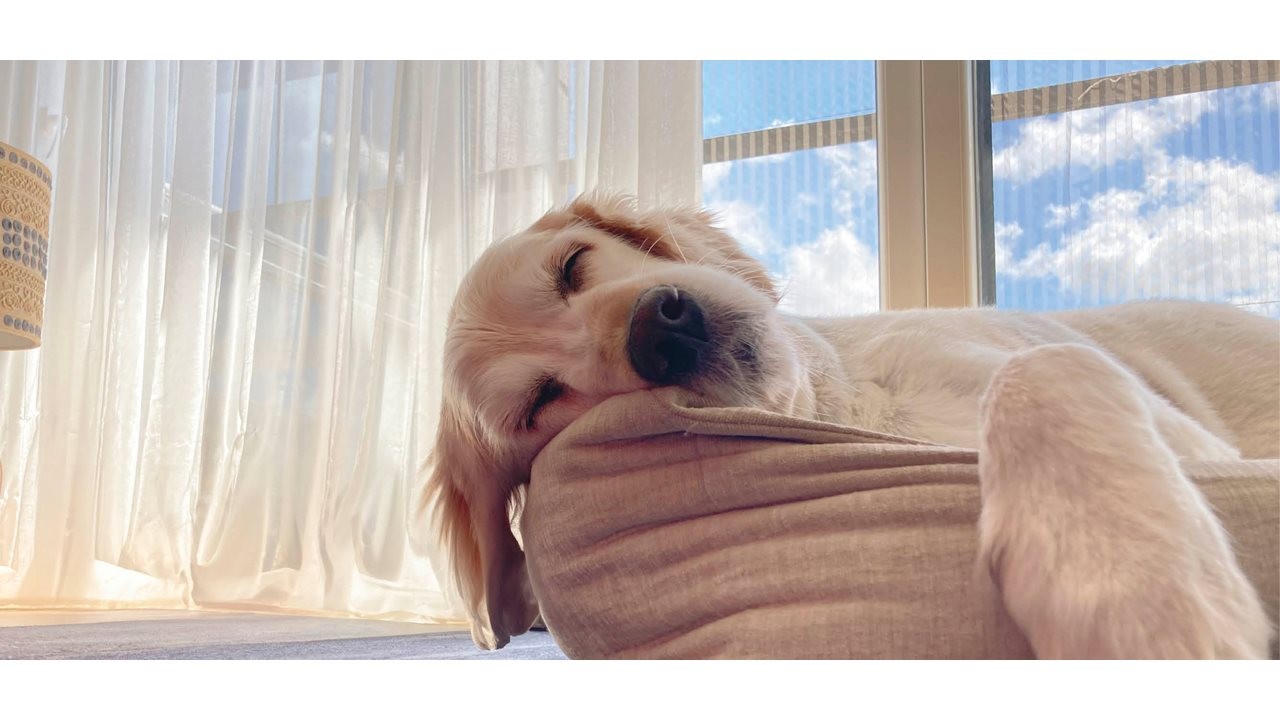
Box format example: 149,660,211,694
423,194,806,648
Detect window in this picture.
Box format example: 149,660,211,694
989,60,1279,318
702,61,1280,318
702,61,881,316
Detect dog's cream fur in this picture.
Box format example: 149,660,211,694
424,194,1278,656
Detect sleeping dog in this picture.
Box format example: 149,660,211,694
423,194,1278,657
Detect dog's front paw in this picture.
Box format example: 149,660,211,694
979,343,1272,659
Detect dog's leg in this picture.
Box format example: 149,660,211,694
977,343,1271,659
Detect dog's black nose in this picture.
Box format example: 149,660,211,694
627,285,709,383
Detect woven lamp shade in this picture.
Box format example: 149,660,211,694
0,140,52,351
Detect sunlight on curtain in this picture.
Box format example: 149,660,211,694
0,60,702,621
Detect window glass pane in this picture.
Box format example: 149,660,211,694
702,61,880,315
990,60,1188,94
988,61,1280,319
703,61,877,137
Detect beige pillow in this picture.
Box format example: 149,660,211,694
521,388,1279,659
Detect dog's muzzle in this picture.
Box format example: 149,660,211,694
626,285,709,384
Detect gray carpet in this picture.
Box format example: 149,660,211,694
0,613,566,660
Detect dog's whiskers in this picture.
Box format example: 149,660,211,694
661,211,689,264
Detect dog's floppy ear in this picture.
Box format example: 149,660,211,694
543,193,780,302
422,398,539,650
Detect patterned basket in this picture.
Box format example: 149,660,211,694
0,140,52,350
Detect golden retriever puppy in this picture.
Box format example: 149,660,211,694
424,193,1277,656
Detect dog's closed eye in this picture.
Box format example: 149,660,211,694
556,244,590,299
521,375,566,431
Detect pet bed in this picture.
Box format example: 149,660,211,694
521,388,1280,659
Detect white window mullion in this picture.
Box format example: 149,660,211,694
921,60,981,308
875,61,928,310
876,60,983,310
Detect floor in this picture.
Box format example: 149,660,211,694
0,610,566,660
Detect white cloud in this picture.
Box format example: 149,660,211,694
705,194,879,317
993,92,1215,183
996,84,1280,311
1233,82,1279,114
778,225,880,317
1045,201,1084,228
1002,156,1280,304
702,161,732,195
994,221,1023,268
775,142,881,316
742,153,789,166
701,141,881,316
995,221,1023,241
794,192,821,211
705,112,723,128
701,154,788,198
818,142,878,220
705,198,772,258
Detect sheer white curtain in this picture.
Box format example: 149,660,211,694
0,60,702,621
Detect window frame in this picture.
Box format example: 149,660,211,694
701,59,1280,311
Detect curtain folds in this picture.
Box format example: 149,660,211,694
0,60,702,621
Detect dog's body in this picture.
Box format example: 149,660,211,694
784,301,1277,458
425,194,1278,657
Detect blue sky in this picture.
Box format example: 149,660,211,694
701,61,1280,318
